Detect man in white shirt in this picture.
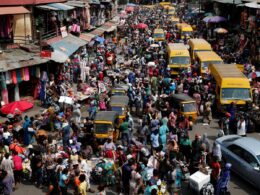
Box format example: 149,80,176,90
237,116,246,136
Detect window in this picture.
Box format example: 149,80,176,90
243,150,259,168
170,56,190,65
95,124,112,134
154,34,164,38
181,103,196,112
221,88,251,100
111,106,123,115
201,61,222,70
228,144,244,159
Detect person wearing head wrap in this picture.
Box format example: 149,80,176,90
201,133,211,153
216,163,232,195
159,117,169,151
212,142,222,162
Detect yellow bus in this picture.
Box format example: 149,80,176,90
209,64,252,112
188,39,212,63
195,51,223,77
153,28,165,42
176,23,193,39
159,2,171,7
167,43,191,75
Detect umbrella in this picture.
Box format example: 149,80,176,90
214,27,228,34
248,71,260,79
245,2,260,9
95,36,105,43
203,16,212,23
136,23,148,29
127,3,137,7
1,100,33,115
125,6,134,12
204,12,214,17
208,16,226,23
191,8,205,14
9,143,25,154
148,62,156,67
150,44,159,48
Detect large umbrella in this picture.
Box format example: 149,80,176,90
245,2,260,9
214,27,228,34
125,6,134,12
1,100,33,115
95,36,105,43
136,23,148,29
203,16,212,23
208,16,226,23
9,143,25,154
248,71,260,79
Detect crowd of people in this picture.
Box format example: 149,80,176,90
0,2,256,195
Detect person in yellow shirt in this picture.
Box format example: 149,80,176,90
78,174,88,195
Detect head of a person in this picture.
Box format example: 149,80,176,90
62,168,69,175
79,174,86,183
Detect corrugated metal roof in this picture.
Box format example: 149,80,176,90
50,34,87,63
36,5,59,10
48,3,75,10
65,1,88,8
90,28,105,36
80,33,95,42
0,49,49,72
0,6,30,15
0,0,66,5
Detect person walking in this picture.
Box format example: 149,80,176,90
12,151,23,187
237,116,246,137
78,174,88,195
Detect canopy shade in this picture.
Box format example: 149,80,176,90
0,6,30,15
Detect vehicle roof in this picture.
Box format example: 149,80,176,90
195,51,223,61
160,2,171,5
154,28,164,33
170,93,195,102
170,17,179,22
210,64,247,79
110,95,129,105
234,137,260,156
168,43,188,50
94,111,118,122
188,39,212,50
180,24,193,31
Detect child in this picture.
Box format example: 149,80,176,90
97,185,106,195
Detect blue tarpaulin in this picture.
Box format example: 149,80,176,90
50,34,87,63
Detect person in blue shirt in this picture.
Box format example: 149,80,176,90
159,117,169,151
59,168,70,195
150,129,159,154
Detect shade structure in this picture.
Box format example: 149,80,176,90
245,1,260,9
136,23,148,29
125,6,134,12
0,100,33,114
248,71,260,79
9,143,25,154
0,6,30,15
214,27,228,34
203,16,226,23
95,36,105,43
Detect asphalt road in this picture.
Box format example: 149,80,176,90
12,116,260,195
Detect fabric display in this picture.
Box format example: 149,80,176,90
5,71,12,84
16,69,22,83
0,73,7,90
24,67,30,81
36,67,41,78
11,70,18,84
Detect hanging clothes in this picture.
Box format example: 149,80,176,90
36,67,41,78
24,67,30,81
14,84,20,101
1,89,9,104
0,73,7,90
11,70,18,84
5,71,12,84
16,69,22,83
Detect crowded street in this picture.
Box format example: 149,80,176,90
0,1,260,195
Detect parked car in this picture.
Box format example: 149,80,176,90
216,135,260,189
